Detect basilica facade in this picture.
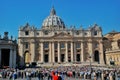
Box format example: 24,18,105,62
18,7,105,66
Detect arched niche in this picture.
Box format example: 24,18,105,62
24,51,31,64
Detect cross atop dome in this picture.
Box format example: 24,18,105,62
50,6,56,16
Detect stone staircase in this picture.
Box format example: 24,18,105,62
36,62,105,67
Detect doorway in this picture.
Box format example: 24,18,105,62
76,54,80,62
61,54,65,62
44,54,49,63
1,49,10,67
94,50,99,63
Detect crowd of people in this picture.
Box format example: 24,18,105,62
0,65,120,80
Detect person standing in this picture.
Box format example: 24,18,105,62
48,72,52,80
13,71,17,80
37,71,43,80
52,72,58,80
109,71,113,80
58,73,62,80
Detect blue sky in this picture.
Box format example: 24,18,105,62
0,0,120,38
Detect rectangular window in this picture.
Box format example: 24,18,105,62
84,32,87,35
44,31,48,35
61,43,65,48
54,43,58,49
37,32,39,35
25,42,29,49
76,42,80,48
68,32,70,35
25,31,29,35
44,42,49,48
94,31,97,35
95,43,99,48
76,31,79,35
68,43,71,49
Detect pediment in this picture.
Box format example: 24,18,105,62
51,32,73,39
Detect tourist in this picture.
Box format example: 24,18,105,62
37,71,43,80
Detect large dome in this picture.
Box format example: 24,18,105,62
42,7,65,30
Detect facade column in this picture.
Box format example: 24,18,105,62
9,49,13,68
65,42,68,62
40,42,44,63
31,41,35,62
12,49,14,68
99,41,105,64
52,42,55,63
13,49,16,68
0,49,1,66
81,41,84,62
88,40,93,62
58,42,60,63
71,42,73,62
49,42,52,63
74,42,76,62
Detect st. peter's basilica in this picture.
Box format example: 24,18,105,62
18,7,105,66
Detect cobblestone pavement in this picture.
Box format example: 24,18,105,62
2,77,120,80
1,76,119,80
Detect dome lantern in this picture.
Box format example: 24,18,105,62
50,7,56,16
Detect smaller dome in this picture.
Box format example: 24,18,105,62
42,7,65,30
